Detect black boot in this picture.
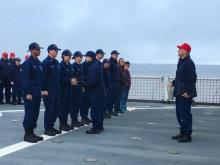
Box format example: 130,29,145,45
81,118,92,125
32,130,43,141
44,129,56,136
172,133,183,140
24,129,39,143
52,128,62,134
104,113,111,119
178,135,192,143
59,120,71,131
86,128,101,134
71,120,84,128
98,126,104,132
112,111,118,116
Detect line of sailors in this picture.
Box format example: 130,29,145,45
2,42,131,143
0,53,30,105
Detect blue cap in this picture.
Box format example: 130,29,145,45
73,51,83,58
96,49,105,55
62,49,72,57
103,59,109,64
47,44,61,52
15,58,21,62
28,42,43,52
111,50,120,55
85,51,96,59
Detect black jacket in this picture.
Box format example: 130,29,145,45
84,60,105,99
118,66,127,87
173,56,197,98
11,65,22,83
109,57,119,84
0,58,12,80
41,56,60,92
103,66,111,89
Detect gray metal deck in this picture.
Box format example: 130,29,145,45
0,102,219,165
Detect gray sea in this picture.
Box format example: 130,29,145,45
130,64,220,78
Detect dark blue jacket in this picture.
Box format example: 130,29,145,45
8,59,15,67
22,55,42,97
102,66,111,89
0,58,12,80
84,60,105,99
72,62,83,82
173,56,197,98
11,65,22,83
109,57,119,85
59,60,74,90
41,56,60,92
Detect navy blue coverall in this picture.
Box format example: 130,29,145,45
173,56,197,136
59,61,74,124
109,57,120,113
22,55,42,130
80,61,90,120
10,64,22,103
42,56,61,130
70,62,83,121
84,60,105,129
103,65,112,114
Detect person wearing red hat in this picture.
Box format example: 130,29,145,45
168,43,197,143
24,54,30,61
0,52,12,104
8,52,16,103
9,52,16,62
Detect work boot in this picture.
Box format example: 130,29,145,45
81,118,92,125
24,130,38,143
172,133,183,140
104,113,111,119
178,135,192,143
98,126,104,132
112,111,118,116
32,132,43,141
52,127,62,134
86,128,101,134
59,124,71,131
44,129,56,136
71,120,84,128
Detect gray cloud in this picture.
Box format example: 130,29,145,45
0,0,219,64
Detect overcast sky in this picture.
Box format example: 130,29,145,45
0,0,219,64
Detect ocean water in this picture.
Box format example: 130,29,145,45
130,64,220,78
128,64,220,103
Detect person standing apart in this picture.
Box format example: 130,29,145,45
169,43,197,143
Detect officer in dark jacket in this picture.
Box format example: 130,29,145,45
59,49,77,131
10,58,22,105
0,52,12,104
170,43,197,143
84,51,105,134
70,51,84,128
102,59,112,118
42,44,62,136
80,61,92,125
22,42,44,143
109,50,120,116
